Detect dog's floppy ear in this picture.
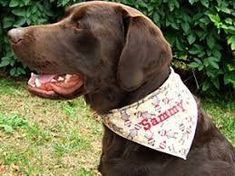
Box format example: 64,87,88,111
117,7,172,91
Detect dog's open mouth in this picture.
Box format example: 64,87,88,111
27,73,84,98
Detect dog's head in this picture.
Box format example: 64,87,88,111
9,1,172,111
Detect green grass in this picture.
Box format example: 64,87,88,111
0,114,28,134
0,78,102,176
0,78,234,175
202,98,235,144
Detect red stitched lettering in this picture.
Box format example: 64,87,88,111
151,118,159,126
139,119,151,130
158,112,170,121
168,106,179,116
138,100,186,130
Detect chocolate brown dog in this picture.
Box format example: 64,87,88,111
8,1,235,175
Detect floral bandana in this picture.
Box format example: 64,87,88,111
103,68,198,160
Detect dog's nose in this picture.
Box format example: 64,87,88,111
8,28,25,44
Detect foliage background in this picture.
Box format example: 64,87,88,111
0,0,234,95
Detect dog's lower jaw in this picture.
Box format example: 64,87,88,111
86,67,171,115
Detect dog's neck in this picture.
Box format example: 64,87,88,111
122,67,171,106
85,66,171,114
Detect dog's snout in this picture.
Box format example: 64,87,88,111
8,28,25,44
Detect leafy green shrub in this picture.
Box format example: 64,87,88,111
112,0,235,94
0,0,234,94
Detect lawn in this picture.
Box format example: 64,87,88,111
0,78,234,176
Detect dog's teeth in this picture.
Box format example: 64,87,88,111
50,79,57,83
65,74,72,80
31,73,39,78
65,74,72,83
57,76,65,81
35,78,42,87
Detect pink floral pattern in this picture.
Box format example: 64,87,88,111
103,68,198,159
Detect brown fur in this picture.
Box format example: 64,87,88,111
9,1,235,175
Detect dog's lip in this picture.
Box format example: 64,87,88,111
27,73,84,98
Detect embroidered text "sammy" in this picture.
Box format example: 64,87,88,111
103,68,198,160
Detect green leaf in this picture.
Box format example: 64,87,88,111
22,0,31,6
202,80,210,91
0,57,14,67
12,8,26,17
193,13,203,22
228,35,235,50
198,65,204,71
10,68,17,76
16,67,26,75
57,0,71,6
171,22,179,30
206,70,216,78
208,13,220,23
189,45,202,55
225,18,233,25
208,56,220,62
153,12,160,24
0,57,10,68
187,34,196,45
0,0,8,6
189,0,198,5
13,18,26,27
138,1,148,9
195,30,207,41
189,62,199,68
174,0,180,9
212,78,220,89
208,14,223,29
227,63,235,72
213,50,222,60
181,22,190,34
198,51,206,57
203,58,209,67
3,17,15,28
168,1,175,11
194,58,202,64
216,6,232,14
201,0,209,8
199,17,210,25
208,57,220,69
175,38,184,51
224,73,235,85
193,58,204,71
9,0,19,7
206,34,215,49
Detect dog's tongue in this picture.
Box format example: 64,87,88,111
27,73,83,98
38,74,55,84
